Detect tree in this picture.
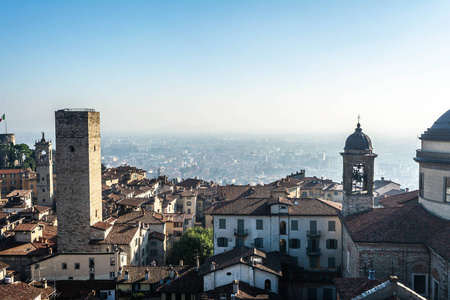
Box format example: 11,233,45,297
167,227,213,265
0,143,35,170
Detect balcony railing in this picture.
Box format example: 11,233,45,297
307,230,321,238
234,229,248,236
306,247,321,256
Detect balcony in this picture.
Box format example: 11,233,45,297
307,230,321,238
234,229,248,236
306,247,321,256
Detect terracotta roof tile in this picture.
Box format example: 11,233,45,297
91,221,113,231
117,265,199,293
340,206,447,244
379,190,419,208
91,224,139,245
199,280,281,300
6,190,32,198
117,211,164,225
206,198,340,216
0,281,46,300
117,198,146,207
13,223,39,232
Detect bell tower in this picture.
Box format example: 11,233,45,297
341,119,377,215
35,132,54,208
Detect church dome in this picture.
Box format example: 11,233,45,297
420,109,450,141
344,123,373,151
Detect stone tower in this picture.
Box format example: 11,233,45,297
414,109,450,220
35,132,54,208
341,121,377,215
55,109,102,253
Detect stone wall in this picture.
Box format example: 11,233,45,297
429,247,449,300
55,109,102,253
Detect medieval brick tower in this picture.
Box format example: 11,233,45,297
55,109,102,252
341,121,377,215
35,132,54,208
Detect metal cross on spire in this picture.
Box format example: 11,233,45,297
357,114,361,124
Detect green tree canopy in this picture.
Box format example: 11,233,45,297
0,143,35,170
167,227,213,266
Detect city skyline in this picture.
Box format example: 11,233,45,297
1,1,449,137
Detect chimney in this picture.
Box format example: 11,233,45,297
145,269,149,280
42,279,48,289
179,260,183,266
233,280,239,294
169,267,175,279
124,270,129,281
210,262,216,271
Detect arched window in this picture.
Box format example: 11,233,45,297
280,221,286,235
265,279,271,290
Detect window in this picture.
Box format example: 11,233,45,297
328,257,336,268
74,263,80,270
62,263,67,270
280,221,286,235
254,237,263,248
187,201,192,206
89,257,95,268
264,279,271,290
291,220,298,231
150,249,158,256
69,146,75,152
446,178,450,202
328,221,335,231
433,279,439,300
150,241,157,246
309,257,317,268
217,237,228,247
256,219,263,230
280,239,287,253
219,219,226,229
323,288,333,300
187,209,191,214
419,173,424,197
235,237,244,248
10,174,15,178
326,239,338,249
110,258,115,266
11,180,15,185
308,288,317,300
413,274,427,295
289,238,300,249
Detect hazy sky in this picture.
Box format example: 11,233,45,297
1,1,449,140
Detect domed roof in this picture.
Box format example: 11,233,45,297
420,109,450,140
344,123,373,151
